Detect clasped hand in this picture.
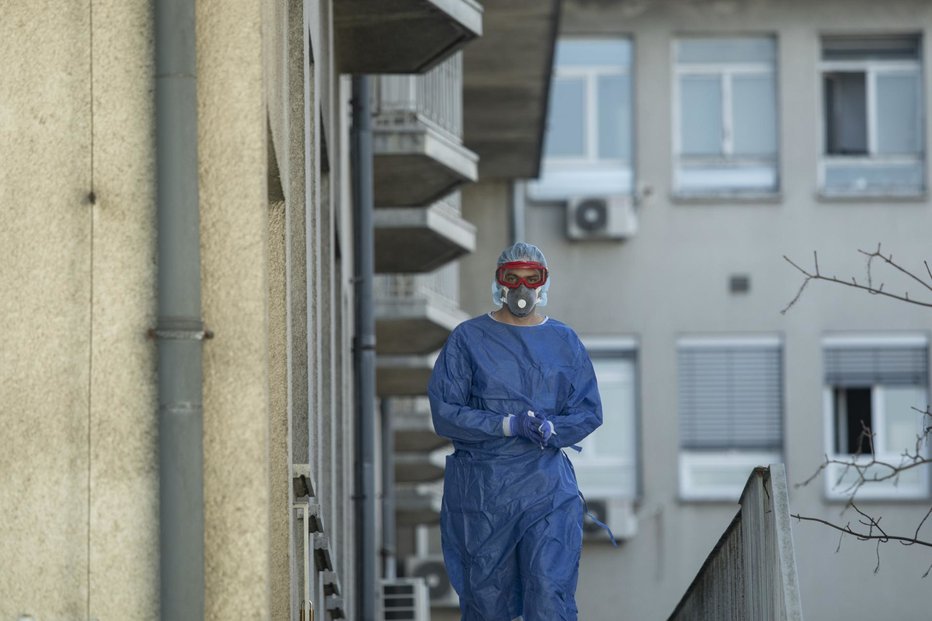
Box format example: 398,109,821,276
510,409,555,447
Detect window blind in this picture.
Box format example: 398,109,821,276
678,344,783,450
824,345,928,387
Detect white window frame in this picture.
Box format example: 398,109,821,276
528,37,634,201
821,334,930,501
677,335,783,501
818,53,925,197
568,337,639,500
672,38,779,197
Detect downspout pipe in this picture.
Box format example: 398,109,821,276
380,398,396,580
154,0,205,619
351,75,377,621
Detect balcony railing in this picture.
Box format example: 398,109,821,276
374,262,461,315
373,52,463,140
668,464,803,621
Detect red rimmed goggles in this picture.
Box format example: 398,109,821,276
495,261,548,290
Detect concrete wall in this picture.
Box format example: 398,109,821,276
0,1,158,619
461,0,932,619
1,0,358,618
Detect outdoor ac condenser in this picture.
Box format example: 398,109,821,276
566,195,638,240
382,578,430,621
582,496,638,541
404,555,460,608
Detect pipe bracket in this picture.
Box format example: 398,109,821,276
148,327,215,341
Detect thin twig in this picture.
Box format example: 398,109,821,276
791,514,932,549
782,248,932,313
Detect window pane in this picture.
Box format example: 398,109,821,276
544,77,586,158
822,35,921,61
597,74,632,160
824,72,868,155
556,39,632,67
733,74,777,156
877,72,923,155
590,357,636,460
823,160,924,195
834,387,873,454
680,75,723,156
882,386,927,454
677,38,775,64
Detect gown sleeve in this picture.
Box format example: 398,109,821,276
552,339,603,448
428,328,509,442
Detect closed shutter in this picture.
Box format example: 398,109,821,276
678,343,782,450
825,345,928,387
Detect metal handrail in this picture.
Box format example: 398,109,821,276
372,53,463,139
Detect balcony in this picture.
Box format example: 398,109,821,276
377,353,437,396
375,192,476,274
335,0,482,75
396,481,443,526
373,54,478,207
462,0,560,179
375,263,468,356
395,450,448,484
391,397,449,452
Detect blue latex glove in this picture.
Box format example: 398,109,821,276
510,410,555,447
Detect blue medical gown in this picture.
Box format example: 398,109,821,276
428,314,602,621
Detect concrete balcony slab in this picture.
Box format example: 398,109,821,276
463,0,559,179
391,397,450,452
396,481,443,526
375,269,468,355
335,0,482,75
376,304,466,356
395,446,451,483
377,354,437,396
374,124,478,207
374,204,476,273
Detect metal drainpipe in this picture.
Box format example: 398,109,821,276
154,0,205,619
351,74,377,621
380,398,396,580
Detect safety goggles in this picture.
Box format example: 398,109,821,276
495,261,548,289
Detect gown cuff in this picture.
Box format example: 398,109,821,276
503,415,515,436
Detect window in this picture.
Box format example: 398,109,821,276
566,341,638,500
527,38,634,201
823,335,930,500
673,37,779,196
820,35,924,196
677,337,783,500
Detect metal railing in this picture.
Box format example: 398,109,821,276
372,52,463,139
374,262,461,314
433,189,462,217
668,464,803,621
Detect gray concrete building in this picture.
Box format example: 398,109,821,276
453,0,932,619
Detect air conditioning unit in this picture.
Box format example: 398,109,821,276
582,497,638,541
404,555,459,608
566,195,637,240
382,578,430,621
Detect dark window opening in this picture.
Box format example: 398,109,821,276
824,72,868,155
834,387,873,454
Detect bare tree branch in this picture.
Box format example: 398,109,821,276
790,513,932,549
781,247,932,314
784,246,932,574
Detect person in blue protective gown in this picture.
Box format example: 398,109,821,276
428,242,603,621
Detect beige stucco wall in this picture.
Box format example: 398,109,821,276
2,0,284,617
0,1,159,619
198,0,273,618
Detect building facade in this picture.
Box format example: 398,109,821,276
0,1,562,620
456,0,932,619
